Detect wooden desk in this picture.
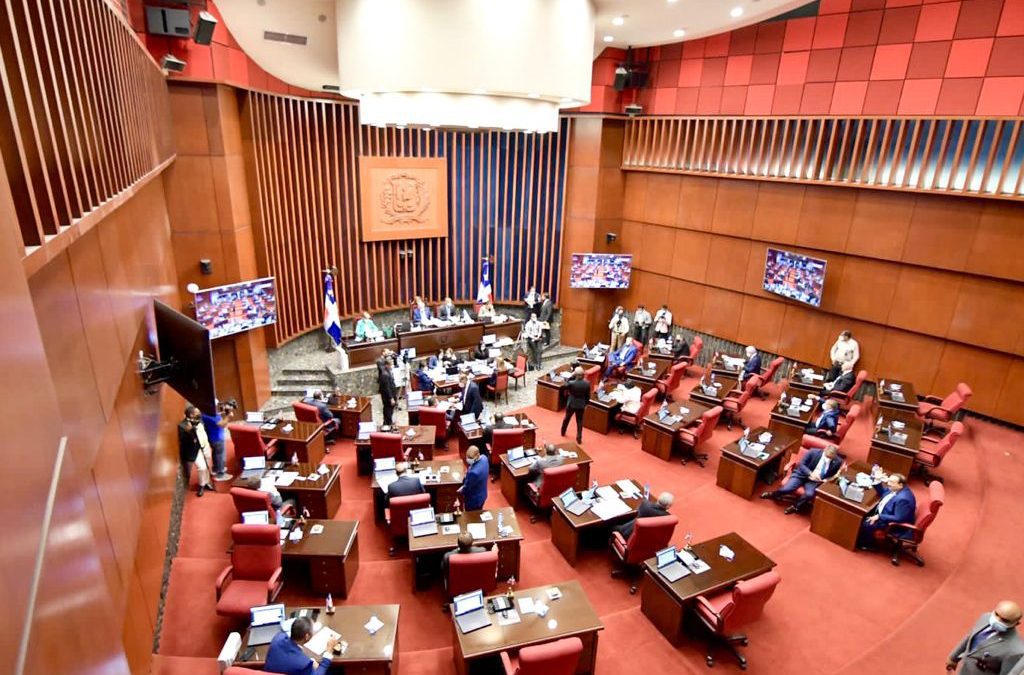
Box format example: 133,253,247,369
709,353,759,380
371,459,464,522
577,348,608,370
876,378,919,413
327,394,373,438
626,359,669,390
639,532,776,646
233,463,344,520
499,442,592,510
484,320,522,343
550,479,645,565
810,461,881,550
237,604,399,675
261,421,327,465
868,409,922,476
451,580,602,675
769,392,820,430
716,426,802,499
583,383,627,434
457,413,537,458
408,507,522,591
343,338,399,367
536,374,568,411
786,362,828,395
640,400,712,461
687,375,738,407
282,520,359,598
355,425,437,476
397,320,519,357
649,348,679,369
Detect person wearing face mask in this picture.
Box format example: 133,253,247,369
947,601,1024,674
825,330,859,382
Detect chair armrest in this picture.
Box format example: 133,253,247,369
884,522,920,537
265,438,278,454
694,596,724,632
677,429,697,444
500,651,517,675
215,565,233,599
922,395,945,405
267,567,283,600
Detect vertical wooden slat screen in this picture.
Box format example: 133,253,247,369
245,92,573,345
0,0,172,251
622,116,1024,201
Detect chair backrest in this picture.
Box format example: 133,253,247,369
910,481,945,542
410,373,421,392
635,339,648,361
835,402,862,441
517,636,584,675
762,357,784,383
940,383,973,412
515,352,528,373
494,371,509,391
584,365,601,388
665,362,686,390
850,370,868,398
370,432,404,461
537,464,579,508
955,383,973,408
718,570,782,633
635,388,658,420
419,407,448,440
698,406,724,442
690,336,703,361
228,423,271,460
230,524,281,581
492,428,525,455
729,378,758,409
928,421,964,467
229,487,274,521
388,493,431,537
447,549,499,598
624,515,678,564
292,401,320,424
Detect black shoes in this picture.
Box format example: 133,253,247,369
759,492,776,500
784,505,799,515
197,487,204,497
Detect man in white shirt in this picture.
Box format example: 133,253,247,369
524,313,544,370
653,305,673,342
608,306,630,351
826,330,860,382
633,304,652,345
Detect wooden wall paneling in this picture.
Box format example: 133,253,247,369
902,194,981,271
711,179,756,237
874,328,945,393
642,223,676,276
700,286,744,342
968,201,1024,283
795,185,855,252
668,277,706,329
845,189,914,261
736,294,784,353
830,256,899,325
677,174,716,231
932,342,1012,414
887,265,962,338
947,276,1024,355
776,302,834,365
705,235,751,293
993,358,1024,425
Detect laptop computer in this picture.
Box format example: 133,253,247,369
507,447,532,470
246,603,285,646
240,455,267,479
559,488,591,516
838,477,865,503
357,421,377,440
374,457,397,473
656,546,690,583
453,590,492,634
482,334,497,345
241,510,270,525
409,506,439,537
245,411,265,423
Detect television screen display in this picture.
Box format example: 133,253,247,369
193,277,277,339
153,300,217,415
569,253,632,289
762,248,826,307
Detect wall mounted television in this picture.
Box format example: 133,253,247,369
762,248,826,307
193,277,278,339
569,253,632,289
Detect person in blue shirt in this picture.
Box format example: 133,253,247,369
604,340,638,378
264,616,338,675
415,362,435,394
201,401,234,479
739,345,762,386
804,398,841,437
412,295,433,323
459,447,489,511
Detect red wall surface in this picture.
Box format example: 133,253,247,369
580,0,1024,117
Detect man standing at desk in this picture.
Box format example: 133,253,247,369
377,354,398,428
524,285,540,321
538,292,554,346
561,367,591,444
265,616,338,675
438,296,458,321
739,345,762,386
524,313,544,371
458,372,484,419
760,444,842,514
653,305,673,343
857,472,917,549
947,601,1024,674
460,447,489,510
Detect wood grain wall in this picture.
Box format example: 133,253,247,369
243,92,573,345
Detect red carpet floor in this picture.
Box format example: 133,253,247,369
153,372,1024,674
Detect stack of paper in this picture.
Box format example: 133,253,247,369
375,471,398,492
615,479,640,498
591,497,632,521
364,616,385,635
274,472,300,487
595,485,619,501
304,626,340,654
467,523,487,540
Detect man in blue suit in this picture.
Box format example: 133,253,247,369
459,447,489,511
458,373,483,418
604,340,638,379
739,345,762,386
265,616,338,675
804,398,841,437
412,295,433,323
857,472,917,549
761,444,843,514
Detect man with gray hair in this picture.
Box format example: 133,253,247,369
561,366,591,444
614,491,674,540
527,443,564,490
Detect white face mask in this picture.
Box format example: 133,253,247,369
989,613,1016,633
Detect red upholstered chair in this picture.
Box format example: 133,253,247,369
678,406,723,467
384,492,430,556
884,481,944,567
228,423,277,468
802,403,862,449
370,432,404,462
226,667,283,675
694,570,782,669
917,383,972,437
912,421,964,485
500,636,583,675
584,364,601,389
722,376,761,430
292,401,337,442
447,549,499,600
826,369,868,409
679,335,703,375
418,406,449,448
610,514,678,593
229,486,295,522
656,362,687,401
526,464,579,523
489,427,526,480
511,353,528,388
615,388,658,438
487,371,510,404
755,357,785,399
215,524,283,620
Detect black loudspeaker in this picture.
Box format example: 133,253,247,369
194,11,217,46
613,67,629,92
161,54,187,73
199,259,213,275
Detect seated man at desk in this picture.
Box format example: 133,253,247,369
857,472,917,550
739,345,762,386
355,311,383,341
822,361,856,396
488,356,509,386
459,447,489,511
387,462,426,504
242,476,297,526
415,362,436,394
442,532,488,593
613,491,674,540
265,616,338,675
671,334,690,360
805,398,841,437
477,301,496,320
438,296,459,322
605,339,639,379
412,296,433,323
527,443,564,489
301,390,340,442
760,444,842,514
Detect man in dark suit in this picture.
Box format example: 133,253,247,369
947,601,1024,674
459,447,489,511
177,405,204,497
527,443,564,490
740,345,762,386
822,361,856,396
857,472,917,549
377,354,397,427
761,444,843,514
438,297,458,321
804,398,841,437
459,373,483,419
302,389,340,442
538,292,554,346
613,492,674,540
672,336,690,360
265,616,338,675
386,462,425,504
442,532,488,593
561,366,591,444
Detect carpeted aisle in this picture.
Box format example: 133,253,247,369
153,371,1024,674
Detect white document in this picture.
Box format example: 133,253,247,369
719,545,736,561
441,524,460,535
310,524,324,535
517,597,535,614
281,423,294,433
318,464,329,475
375,471,398,492
595,485,619,501
496,609,522,626
304,626,340,655
533,601,550,617
364,615,385,635
503,416,520,426
467,523,487,540
591,497,632,521
259,477,277,493
479,512,494,521
274,471,300,487
615,480,640,497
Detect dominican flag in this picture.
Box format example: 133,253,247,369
323,273,342,346
476,258,493,304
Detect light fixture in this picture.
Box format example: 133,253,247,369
667,0,678,4
603,34,614,43
611,15,625,26
472,88,487,95
730,6,744,17
527,92,540,99
673,28,685,38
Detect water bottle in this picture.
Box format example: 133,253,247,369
643,483,650,500
497,511,504,531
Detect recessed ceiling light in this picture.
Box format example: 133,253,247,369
730,6,744,17
611,15,625,26
527,92,540,98
603,34,614,43
673,28,685,38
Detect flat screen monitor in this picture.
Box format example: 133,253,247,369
762,248,826,307
153,300,218,415
193,277,277,339
569,253,632,289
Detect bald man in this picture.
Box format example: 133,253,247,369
561,366,591,444
947,601,1024,674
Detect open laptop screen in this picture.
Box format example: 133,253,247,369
409,507,435,525
656,546,678,568
250,603,285,626
453,590,484,616
559,488,577,507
